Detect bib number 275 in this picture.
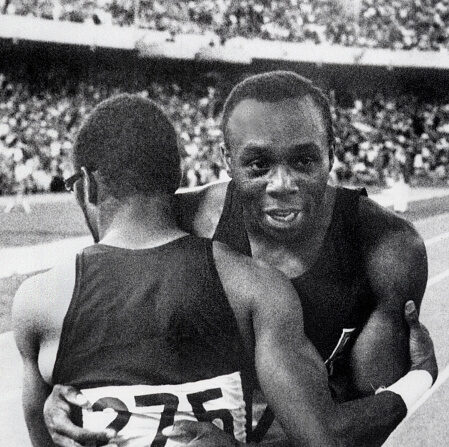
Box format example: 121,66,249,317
91,387,234,447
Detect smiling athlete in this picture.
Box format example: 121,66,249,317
42,73,436,446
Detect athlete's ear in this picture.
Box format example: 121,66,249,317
81,167,98,205
220,143,233,178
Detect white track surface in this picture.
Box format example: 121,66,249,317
1,186,448,279
1,188,449,446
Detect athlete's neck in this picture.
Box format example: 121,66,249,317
245,186,337,278
98,194,187,249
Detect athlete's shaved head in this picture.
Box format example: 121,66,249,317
73,93,181,199
222,71,334,150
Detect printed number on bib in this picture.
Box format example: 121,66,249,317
81,372,247,446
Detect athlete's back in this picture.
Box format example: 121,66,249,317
50,235,254,445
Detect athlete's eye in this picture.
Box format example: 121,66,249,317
293,156,315,169
247,158,271,175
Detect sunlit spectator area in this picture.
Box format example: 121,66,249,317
0,2,449,196
2,0,449,50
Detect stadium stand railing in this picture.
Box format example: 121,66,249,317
1,15,448,69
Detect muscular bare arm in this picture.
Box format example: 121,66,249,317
13,277,54,447
215,243,435,447
350,197,428,394
215,243,338,445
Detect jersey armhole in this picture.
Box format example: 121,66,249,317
51,250,84,385
203,241,243,342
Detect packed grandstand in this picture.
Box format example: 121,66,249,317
2,0,449,50
1,0,449,195
1,69,448,194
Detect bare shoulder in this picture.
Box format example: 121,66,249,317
12,251,78,352
212,241,299,310
358,196,427,308
12,271,50,358
358,195,424,247
12,272,47,329
176,181,229,237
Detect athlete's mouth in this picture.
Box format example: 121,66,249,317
265,208,301,223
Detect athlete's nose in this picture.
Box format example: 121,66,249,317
266,166,299,196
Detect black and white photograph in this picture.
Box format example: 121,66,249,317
0,1,448,445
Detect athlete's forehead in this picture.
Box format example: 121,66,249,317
226,96,328,155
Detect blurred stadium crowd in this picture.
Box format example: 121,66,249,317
2,0,449,51
1,70,449,195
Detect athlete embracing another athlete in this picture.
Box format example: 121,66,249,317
17,89,436,447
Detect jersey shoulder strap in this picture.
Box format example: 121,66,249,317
213,181,251,256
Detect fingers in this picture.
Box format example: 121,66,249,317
53,384,90,408
44,385,116,445
404,300,420,331
51,432,118,447
52,415,116,444
50,432,84,447
49,415,115,445
164,421,239,447
405,300,438,383
163,420,218,445
163,420,201,438
405,300,432,345
419,322,431,337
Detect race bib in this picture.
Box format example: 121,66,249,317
81,372,247,446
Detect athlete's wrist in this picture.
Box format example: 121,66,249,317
375,369,433,413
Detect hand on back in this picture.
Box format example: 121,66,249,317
405,300,438,382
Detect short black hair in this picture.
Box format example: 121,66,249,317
222,71,334,150
73,93,180,198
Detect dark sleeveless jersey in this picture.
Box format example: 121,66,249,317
52,235,255,444
214,181,374,364
214,182,376,443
